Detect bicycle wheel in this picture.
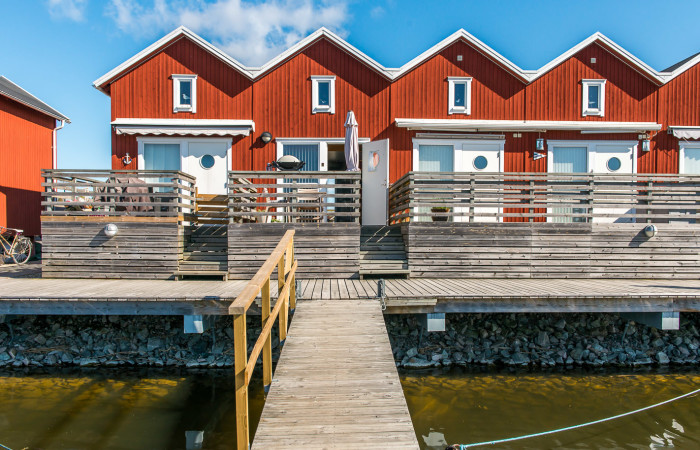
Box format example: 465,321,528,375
10,236,33,264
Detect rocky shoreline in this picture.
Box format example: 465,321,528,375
386,313,700,369
0,313,698,370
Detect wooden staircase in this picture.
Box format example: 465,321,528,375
358,226,409,279
177,194,229,280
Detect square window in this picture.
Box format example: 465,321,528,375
311,75,335,114
448,77,472,115
172,74,197,113
582,79,605,117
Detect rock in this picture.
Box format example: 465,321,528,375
555,318,567,330
652,338,665,348
147,338,163,352
570,347,584,361
34,334,46,345
511,352,530,365
536,331,550,347
403,357,434,369
657,352,670,364
0,352,10,361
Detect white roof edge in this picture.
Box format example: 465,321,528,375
93,26,253,92
668,125,700,129
529,32,664,84
112,118,254,127
394,118,662,131
253,27,391,79
393,29,529,82
661,54,700,82
0,91,71,123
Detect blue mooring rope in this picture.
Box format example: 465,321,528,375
0,443,12,450
455,386,700,448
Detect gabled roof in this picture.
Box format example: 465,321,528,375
0,76,70,123
93,26,253,94
529,32,666,85
247,27,391,79
391,29,531,83
661,52,700,82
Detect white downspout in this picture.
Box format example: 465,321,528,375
52,119,65,169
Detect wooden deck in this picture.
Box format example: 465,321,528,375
1,263,699,314
252,300,418,449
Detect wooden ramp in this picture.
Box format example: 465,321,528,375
252,300,418,449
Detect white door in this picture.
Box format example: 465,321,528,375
185,141,230,195
550,146,588,223
362,139,389,225
459,142,502,222
592,143,636,223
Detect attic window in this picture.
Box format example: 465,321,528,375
448,77,472,115
173,74,197,113
311,75,335,114
582,79,605,117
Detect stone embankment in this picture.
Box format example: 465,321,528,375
1,313,698,369
387,313,700,369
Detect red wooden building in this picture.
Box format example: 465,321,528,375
94,27,700,211
0,76,69,237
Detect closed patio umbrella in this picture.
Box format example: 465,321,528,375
344,111,360,171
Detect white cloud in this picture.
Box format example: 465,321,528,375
48,0,88,21
106,0,350,66
370,5,384,19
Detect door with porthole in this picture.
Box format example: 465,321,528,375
460,142,503,222
185,140,230,195
592,143,636,223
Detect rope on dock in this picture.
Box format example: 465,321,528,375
457,386,700,448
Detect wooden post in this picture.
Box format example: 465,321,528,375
233,313,249,450
529,179,535,223
647,180,653,224
289,244,296,311
278,253,287,342
261,279,272,389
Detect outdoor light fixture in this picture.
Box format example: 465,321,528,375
261,131,273,143
104,223,119,237
642,139,651,152
536,138,545,151
122,153,132,165
644,224,657,238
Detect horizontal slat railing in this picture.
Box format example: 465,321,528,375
228,171,361,223
41,170,196,219
389,172,700,223
228,230,296,450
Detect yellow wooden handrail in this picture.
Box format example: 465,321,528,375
230,229,296,450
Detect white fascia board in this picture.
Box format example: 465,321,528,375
394,118,662,132
392,29,529,82
0,89,70,123
660,55,700,82
251,27,391,79
93,26,253,94
275,137,371,144
112,118,254,130
529,32,664,85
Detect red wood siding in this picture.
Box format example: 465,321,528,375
251,38,391,170
109,37,254,170
526,43,657,122
0,95,55,236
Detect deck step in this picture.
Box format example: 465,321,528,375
175,269,228,280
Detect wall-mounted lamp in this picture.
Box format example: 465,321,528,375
122,153,132,165
104,223,119,237
644,224,657,238
641,139,651,152
535,138,545,151
261,131,273,144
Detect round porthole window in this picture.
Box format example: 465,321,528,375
200,154,215,169
473,155,488,170
607,157,622,172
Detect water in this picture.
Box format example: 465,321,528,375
401,368,700,449
0,368,265,450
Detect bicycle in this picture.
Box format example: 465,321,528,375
0,226,33,264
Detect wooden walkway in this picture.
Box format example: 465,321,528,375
252,300,418,449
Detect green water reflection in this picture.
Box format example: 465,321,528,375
0,369,265,450
401,368,700,449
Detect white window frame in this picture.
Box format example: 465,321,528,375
581,79,606,117
411,138,504,172
172,74,197,113
448,77,472,115
311,75,336,114
136,137,232,174
546,140,637,174
679,141,700,174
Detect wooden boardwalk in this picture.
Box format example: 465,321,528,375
252,300,419,449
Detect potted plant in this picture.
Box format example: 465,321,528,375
430,206,450,222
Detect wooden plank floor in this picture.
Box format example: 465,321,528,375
252,300,419,449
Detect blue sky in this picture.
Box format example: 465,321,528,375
2,0,700,170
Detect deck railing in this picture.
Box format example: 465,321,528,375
229,230,297,450
228,171,361,223
41,170,197,218
389,172,700,224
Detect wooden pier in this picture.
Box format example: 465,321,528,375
252,299,419,449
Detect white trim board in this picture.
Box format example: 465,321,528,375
411,137,505,172
136,136,232,174
395,118,661,132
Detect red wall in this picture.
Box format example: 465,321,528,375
0,95,55,236
109,37,254,170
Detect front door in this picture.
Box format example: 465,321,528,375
592,143,636,223
185,141,230,195
362,139,390,225
550,146,588,223
460,142,502,222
